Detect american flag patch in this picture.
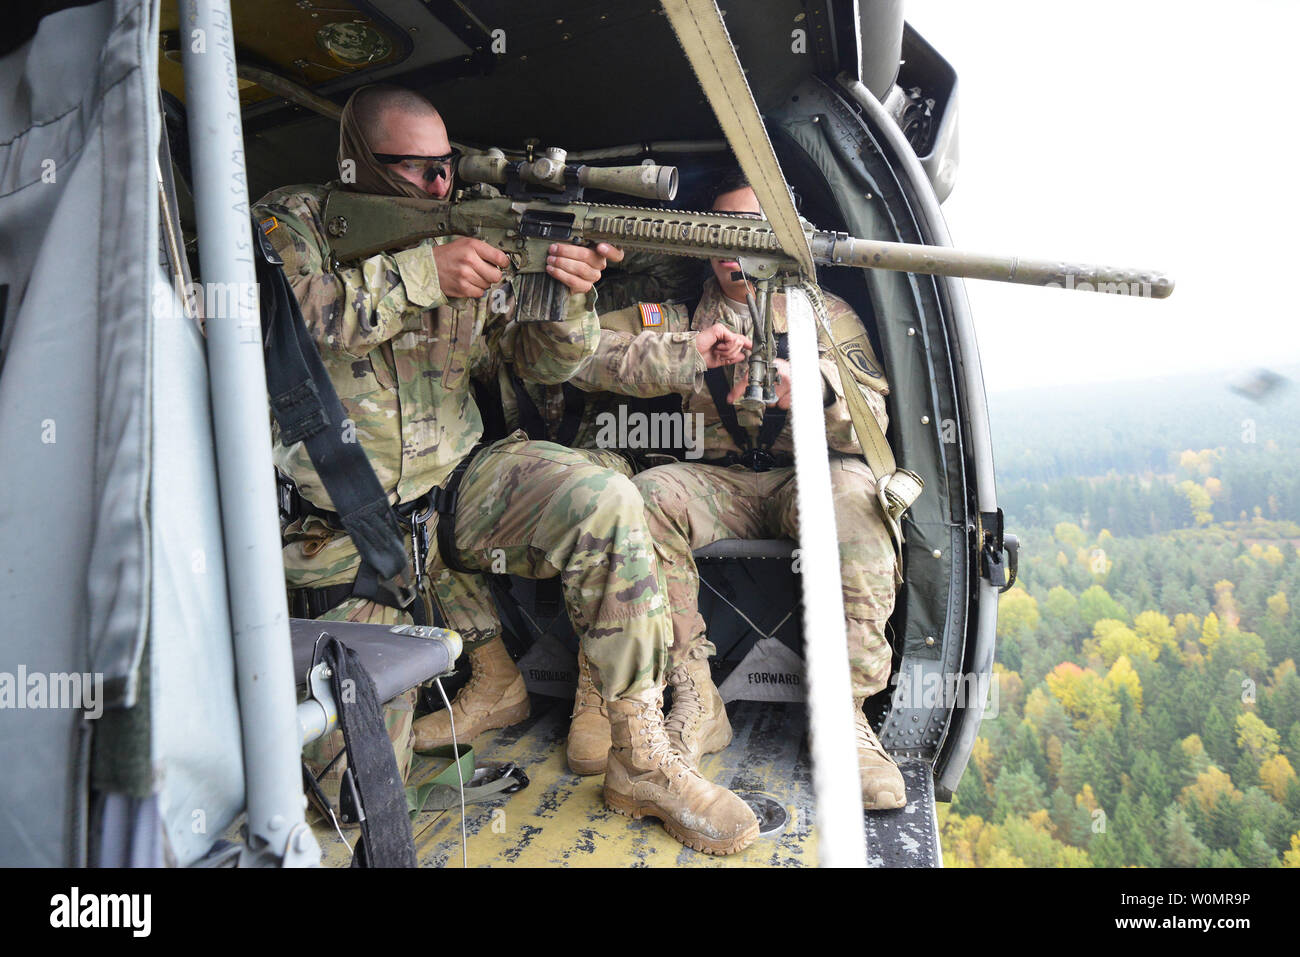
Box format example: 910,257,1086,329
638,302,664,327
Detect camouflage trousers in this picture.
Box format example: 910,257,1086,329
632,455,897,699
445,433,667,699
288,435,660,793
429,444,635,654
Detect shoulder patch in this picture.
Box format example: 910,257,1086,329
638,302,664,327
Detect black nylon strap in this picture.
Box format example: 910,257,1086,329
317,636,418,868
254,219,413,609
432,446,486,575
557,382,586,447
473,378,509,444
509,373,586,447
509,373,549,442
704,367,754,455
703,332,790,464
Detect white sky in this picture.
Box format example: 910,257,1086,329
905,0,1300,393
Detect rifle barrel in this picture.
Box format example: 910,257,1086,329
810,233,1174,299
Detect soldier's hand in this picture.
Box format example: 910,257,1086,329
546,242,625,294
432,238,510,299
695,324,752,369
725,357,793,408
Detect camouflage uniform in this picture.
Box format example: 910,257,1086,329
583,278,898,700
254,185,674,783
474,306,706,456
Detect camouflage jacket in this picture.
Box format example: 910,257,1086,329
253,183,599,509
585,276,889,460
473,301,705,453
476,277,889,462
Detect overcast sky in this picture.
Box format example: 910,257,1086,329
905,0,1300,394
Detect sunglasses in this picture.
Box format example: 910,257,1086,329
372,149,460,181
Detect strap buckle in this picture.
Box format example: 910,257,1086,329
380,571,418,611
430,482,459,516
738,447,778,472
276,471,299,525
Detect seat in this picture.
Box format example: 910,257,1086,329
692,538,796,560
290,618,461,745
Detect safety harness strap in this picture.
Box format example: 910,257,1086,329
254,217,415,611
432,444,486,575
806,282,924,584
702,332,789,469
510,372,586,447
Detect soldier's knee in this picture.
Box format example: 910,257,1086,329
630,470,659,503
591,471,645,523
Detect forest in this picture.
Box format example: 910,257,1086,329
939,366,1300,867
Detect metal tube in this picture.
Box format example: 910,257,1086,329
182,0,319,867
813,232,1174,298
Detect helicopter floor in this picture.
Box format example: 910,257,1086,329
311,695,941,867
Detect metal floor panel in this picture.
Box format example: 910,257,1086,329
864,759,942,868
312,696,941,867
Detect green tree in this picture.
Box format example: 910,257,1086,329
1078,585,1129,628
1162,804,1209,867
1049,786,1093,847
992,761,1046,824
1043,586,1082,637
1202,705,1235,769
1236,828,1278,868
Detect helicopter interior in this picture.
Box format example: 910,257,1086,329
156,0,978,867
0,0,994,867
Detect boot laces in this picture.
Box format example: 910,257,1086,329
572,654,605,717
664,666,704,738
637,699,691,780
855,711,889,759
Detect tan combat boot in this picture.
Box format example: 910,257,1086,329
854,698,906,810
604,685,759,855
566,648,611,775
411,636,530,751
665,656,732,767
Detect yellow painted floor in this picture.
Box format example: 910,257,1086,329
314,696,823,867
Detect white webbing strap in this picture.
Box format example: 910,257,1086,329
803,282,923,586
660,0,815,278
786,286,869,868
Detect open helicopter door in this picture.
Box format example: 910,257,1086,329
0,0,323,867
0,0,239,866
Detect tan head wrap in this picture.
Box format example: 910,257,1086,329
336,85,433,199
